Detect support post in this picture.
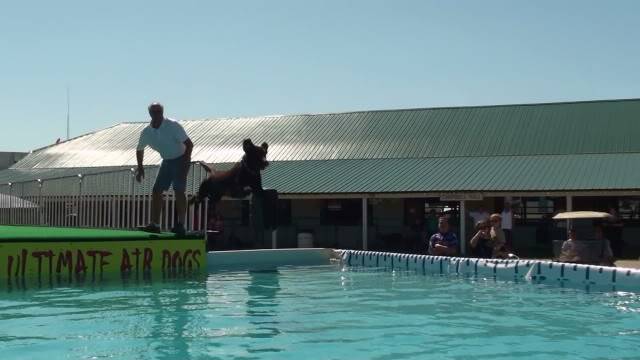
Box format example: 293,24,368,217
8,183,12,225
460,200,466,256
77,175,83,227
252,194,265,248
566,195,573,231
37,179,43,225
272,229,278,249
362,197,368,250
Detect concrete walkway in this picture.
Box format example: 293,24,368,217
615,260,640,269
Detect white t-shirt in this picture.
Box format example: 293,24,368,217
137,118,189,160
501,210,513,230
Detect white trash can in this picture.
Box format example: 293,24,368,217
297,232,314,248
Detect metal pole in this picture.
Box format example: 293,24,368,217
166,192,169,230
460,200,467,256
98,175,103,228
132,171,138,228
116,173,122,229
8,183,12,225
129,168,135,229
362,197,368,250
44,182,50,226
272,229,278,249
203,198,208,235
109,173,115,228
141,169,147,227
146,168,153,226
37,180,43,225
170,190,175,230
105,173,111,228
566,195,573,231
77,175,83,227
189,164,195,232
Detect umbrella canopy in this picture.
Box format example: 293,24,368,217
552,211,612,220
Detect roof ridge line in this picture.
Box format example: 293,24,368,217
116,97,640,125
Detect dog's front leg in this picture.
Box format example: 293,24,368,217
249,175,265,195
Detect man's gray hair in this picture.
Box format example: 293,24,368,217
148,102,164,111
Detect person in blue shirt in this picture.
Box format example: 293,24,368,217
428,216,459,256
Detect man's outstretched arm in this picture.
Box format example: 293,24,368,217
136,150,145,182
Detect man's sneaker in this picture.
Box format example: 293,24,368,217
171,223,186,237
139,224,161,234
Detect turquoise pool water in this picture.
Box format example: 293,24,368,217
1,266,639,359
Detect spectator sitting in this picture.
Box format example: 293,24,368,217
469,220,493,258
558,224,615,267
558,228,579,263
501,202,514,251
489,213,508,259
428,217,459,256
594,223,615,267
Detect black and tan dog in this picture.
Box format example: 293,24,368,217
190,139,269,210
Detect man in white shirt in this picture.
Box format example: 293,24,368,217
136,103,194,235
501,201,513,251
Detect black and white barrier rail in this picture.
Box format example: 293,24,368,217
338,250,640,292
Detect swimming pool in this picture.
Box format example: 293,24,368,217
1,262,639,359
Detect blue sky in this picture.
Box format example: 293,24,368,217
1,1,639,152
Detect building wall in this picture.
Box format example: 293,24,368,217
210,196,640,258
0,152,27,170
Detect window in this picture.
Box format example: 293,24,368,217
516,197,565,224
404,198,460,228
321,199,371,226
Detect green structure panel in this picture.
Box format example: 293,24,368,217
0,225,183,242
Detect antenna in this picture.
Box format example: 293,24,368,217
66,86,70,140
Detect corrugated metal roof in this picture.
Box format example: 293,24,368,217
4,98,640,194
2,153,640,194
12,98,640,169
262,153,640,194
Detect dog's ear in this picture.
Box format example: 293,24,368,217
242,139,254,153
261,142,268,153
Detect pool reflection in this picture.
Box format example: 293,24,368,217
244,269,283,353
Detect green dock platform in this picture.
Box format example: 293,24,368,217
0,225,205,281
0,225,182,242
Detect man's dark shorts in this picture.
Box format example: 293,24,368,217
153,154,188,193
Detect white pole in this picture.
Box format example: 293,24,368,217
170,191,175,230
272,229,278,249
189,164,195,232
566,195,573,231
362,197,368,250
37,179,43,225
129,169,135,229
460,200,467,256
133,173,139,227
8,183,12,225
